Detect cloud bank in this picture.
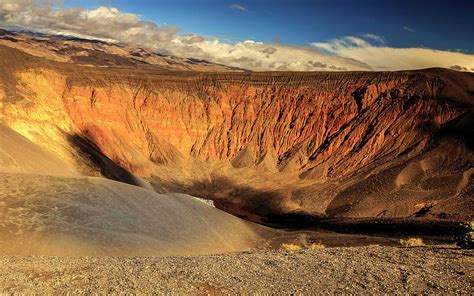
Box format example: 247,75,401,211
312,36,474,71
0,0,473,72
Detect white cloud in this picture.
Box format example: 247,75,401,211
403,26,416,32
229,4,247,12
175,39,371,71
0,0,473,72
313,36,373,53
362,33,385,45
312,35,474,71
0,1,180,43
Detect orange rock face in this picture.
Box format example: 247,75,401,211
61,71,468,178
1,44,473,220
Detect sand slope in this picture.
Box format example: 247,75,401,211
0,173,269,256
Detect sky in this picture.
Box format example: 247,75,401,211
1,0,473,71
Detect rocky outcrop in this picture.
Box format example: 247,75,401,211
1,44,473,220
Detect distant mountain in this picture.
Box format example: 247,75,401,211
0,29,246,72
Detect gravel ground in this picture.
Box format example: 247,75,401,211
0,246,472,294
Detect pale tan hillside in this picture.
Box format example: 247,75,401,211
0,123,77,176
0,173,270,256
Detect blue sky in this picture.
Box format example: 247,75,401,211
63,0,474,53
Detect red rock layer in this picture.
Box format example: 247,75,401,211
59,70,471,181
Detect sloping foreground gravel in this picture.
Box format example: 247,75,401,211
0,246,472,294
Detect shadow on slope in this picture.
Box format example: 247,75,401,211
66,133,153,190
149,174,290,221
436,111,474,151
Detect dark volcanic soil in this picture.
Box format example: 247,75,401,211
0,246,472,294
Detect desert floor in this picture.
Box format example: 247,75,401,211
0,246,472,294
